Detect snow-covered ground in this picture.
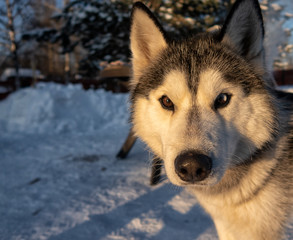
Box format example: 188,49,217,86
0,83,292,240
0,83,216,240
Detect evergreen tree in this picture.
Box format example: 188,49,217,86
0,0,33,89
25,0,233,77
149,0,233,37
53,0,132,77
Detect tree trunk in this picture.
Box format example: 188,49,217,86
30,54,37,87
74,46,80,76
64,52,70,84
48,43,53,75
6,0,20,90
64,0,70,84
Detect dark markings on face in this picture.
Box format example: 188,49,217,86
131,32,266,104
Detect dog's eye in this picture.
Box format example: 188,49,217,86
214,93,231,110
159,95,174,111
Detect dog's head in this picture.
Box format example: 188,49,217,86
129,0,279,187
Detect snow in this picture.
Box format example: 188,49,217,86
262,0,293,70
0,83,127,134
0,83,217,240
278,85,293,93
271,3,282,11
0,68,44,81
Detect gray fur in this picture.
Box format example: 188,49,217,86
131,33,267,101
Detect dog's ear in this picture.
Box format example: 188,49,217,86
130,2,167,81
220,0,264,66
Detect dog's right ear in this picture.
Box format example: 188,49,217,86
130,2,167,82
219,0,265,65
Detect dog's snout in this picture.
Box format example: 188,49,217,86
175,151,212,183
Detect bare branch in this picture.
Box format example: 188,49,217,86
43,1,62,13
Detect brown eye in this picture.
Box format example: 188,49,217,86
159,95,174,111
214,93,231,110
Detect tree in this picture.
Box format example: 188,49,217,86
146,0,233,38
22,0,73,80
0,0,33,89
53,0,132,77
25,0,234,77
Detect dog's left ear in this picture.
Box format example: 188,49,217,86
220,0,265,66
130,2,167,81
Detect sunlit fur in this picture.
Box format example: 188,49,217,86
130,0,293,239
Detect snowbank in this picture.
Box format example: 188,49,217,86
0,83,129,134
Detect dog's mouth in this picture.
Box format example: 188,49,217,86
174,150,212,184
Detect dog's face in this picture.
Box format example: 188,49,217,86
130,0,278,187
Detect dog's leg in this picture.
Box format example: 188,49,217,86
150,156,163,185
116,128,137,159
117,129,163,185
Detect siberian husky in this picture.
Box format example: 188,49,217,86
129,0,293,239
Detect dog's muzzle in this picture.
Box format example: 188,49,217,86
175,151,212,183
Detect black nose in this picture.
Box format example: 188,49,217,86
175,151,212,183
